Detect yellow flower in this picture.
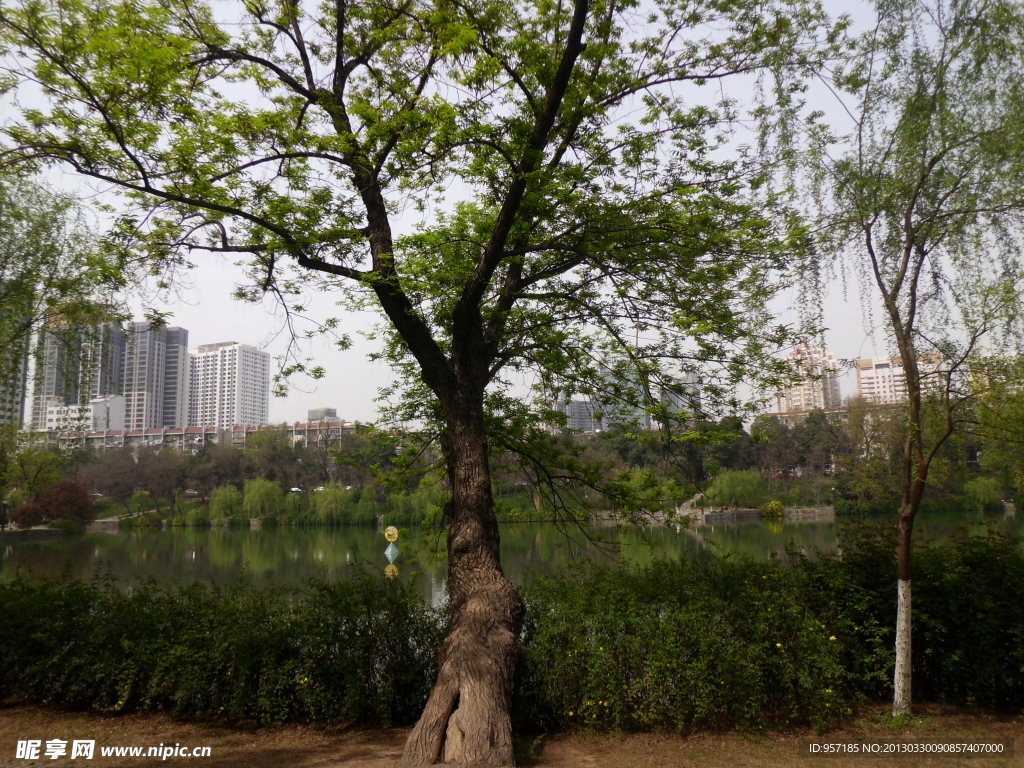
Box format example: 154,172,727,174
829,636,837,641
568,711,574,717
776,643,783,649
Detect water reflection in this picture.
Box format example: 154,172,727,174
1,511,1019,604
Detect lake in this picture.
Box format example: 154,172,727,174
2,509,1019,605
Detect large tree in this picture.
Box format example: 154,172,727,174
0,0,837,763
800,0,1024,717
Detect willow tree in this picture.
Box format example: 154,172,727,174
0,177,122,427
0,0,836,763
804,0,1024,717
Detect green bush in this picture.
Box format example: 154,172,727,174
519,559,851,732
0,576,443,727
760,500,784,518
185,508,211,527
132,490,155,514
707,470,768,508
0,530,1021,731
120,512,162,530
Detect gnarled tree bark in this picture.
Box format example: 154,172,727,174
402,392,522,768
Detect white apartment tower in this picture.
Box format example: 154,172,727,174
777,344,842,413
857,354,947,404
188,342,270,429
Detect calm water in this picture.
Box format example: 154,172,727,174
2,510,1019,605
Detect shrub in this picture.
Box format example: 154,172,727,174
760,500,784,518
45,481,96,522
834,497,898,516
0,530,1021,731
0,576,443,727
8,502,45,528
6,488,31,510
132,490,155,515
121,512,162,530
519,558,852,733
185,508,211,527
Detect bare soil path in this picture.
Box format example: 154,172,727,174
0,703,1019,767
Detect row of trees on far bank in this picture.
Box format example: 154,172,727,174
7,384,1024,527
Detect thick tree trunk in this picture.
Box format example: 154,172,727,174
402,399,522,768
892,507,914,717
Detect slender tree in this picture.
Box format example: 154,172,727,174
800,0,1024,716
0,0,839,762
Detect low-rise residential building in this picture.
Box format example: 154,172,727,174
45,395,126,433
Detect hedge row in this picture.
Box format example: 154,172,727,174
0,528,1021,732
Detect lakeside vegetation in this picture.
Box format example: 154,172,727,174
2,528,1020,731
4,392,1021,532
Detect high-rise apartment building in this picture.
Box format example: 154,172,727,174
188,342,270,429
161,327,190,429
554,398,603,432
776,344,842,414
0,345,29,426
857,354,946,404
122,322,189,431
30,322,126,430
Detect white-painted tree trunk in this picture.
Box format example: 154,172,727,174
893,578,912,716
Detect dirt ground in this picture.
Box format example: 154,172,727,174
0,703,1019,767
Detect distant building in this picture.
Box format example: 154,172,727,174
161,327,190,429
230,420,355,449
777,344,841,414
658,373,702,425
555,398,604,432
29,322,126,430
308,407,341,422
188,341,270,429
857,354,947,404
0,342,29,426
45,395,126,433
123,322,189,430
552,373,701,434
765,405,849,428
30,326,82,431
